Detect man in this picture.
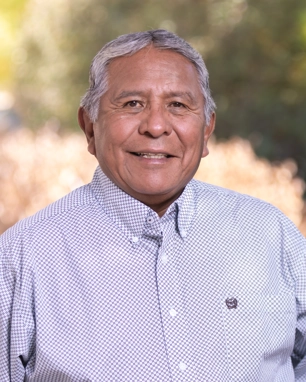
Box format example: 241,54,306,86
1,30,306,381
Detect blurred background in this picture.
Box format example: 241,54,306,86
0,0,306,234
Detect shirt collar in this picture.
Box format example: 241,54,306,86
90,166,196,242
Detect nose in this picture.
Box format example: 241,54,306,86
138,105,172,138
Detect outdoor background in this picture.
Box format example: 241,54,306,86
0,0,306,235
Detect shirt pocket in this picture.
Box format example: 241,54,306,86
221,293,296,381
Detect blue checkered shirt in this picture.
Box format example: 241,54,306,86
1,166,306,381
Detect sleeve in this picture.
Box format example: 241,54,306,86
281,215,306,380
0,233,35,381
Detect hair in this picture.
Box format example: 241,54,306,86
80,29,216,124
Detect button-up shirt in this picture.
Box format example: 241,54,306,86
1,166,306,381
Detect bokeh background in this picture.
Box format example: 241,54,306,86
1,0,306,235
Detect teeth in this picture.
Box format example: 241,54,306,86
137,153,168,158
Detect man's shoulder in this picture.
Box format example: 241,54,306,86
190,179,306,246
192,178,272,206
191,178,284,221
0,183,95,251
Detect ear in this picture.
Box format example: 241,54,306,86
78,107,96,156
201,112,216,158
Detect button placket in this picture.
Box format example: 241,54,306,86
179,361,187,371
147,216,154,224
180,229,187,238
156,220,196,381
161,254,169,264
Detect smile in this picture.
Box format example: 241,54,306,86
132,153,171,158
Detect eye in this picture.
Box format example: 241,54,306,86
125,100,142,108
170,102,186,108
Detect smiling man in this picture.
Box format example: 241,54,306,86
78,46,215,216
1,30,306,382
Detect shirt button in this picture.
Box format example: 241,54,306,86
169,308,177,317
131,236,139,243
147,216,154,224
161,255,168,264
181,230,187,238
179,362,187,371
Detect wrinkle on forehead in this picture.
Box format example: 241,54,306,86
103,47,204,111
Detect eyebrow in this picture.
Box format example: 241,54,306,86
114,91,145,102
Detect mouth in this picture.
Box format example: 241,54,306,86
131,152,172,158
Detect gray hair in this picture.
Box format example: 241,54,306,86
80,29,216,124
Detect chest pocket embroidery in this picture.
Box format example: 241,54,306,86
221,293,296,381
226,297,238,309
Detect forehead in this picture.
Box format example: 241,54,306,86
105,47,202,98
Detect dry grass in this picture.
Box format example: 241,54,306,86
195,136,306,231
1,128,305,235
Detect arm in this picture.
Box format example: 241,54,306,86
281,215,306,380
0,233,34,381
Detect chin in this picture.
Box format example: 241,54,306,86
131,179,172,192
131,182,183,199
133,186,171,197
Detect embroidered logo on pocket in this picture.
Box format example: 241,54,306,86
226,297,238,309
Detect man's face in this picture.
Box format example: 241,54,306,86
79,47,215,215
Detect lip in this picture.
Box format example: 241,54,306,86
128,151,175,165
129,150,174,158
132,153,171,159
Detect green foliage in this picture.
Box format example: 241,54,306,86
13,0,306,179
206,0,306,179
14,0,211,128
0,0,27,86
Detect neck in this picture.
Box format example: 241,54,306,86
139,190,183,217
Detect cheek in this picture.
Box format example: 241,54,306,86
182,130,204,157
94,127,129,168
94,123,113,150
96,115,137,146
